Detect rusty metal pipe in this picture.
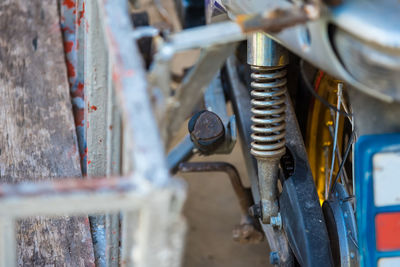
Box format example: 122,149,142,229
178,162,253,216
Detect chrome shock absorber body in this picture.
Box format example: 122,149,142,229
247,32,288,224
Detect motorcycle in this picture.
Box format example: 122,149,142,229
1,0,399,266
146,0,400,266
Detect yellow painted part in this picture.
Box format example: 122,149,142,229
305,72,344,205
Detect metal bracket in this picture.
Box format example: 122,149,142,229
204,74,237,154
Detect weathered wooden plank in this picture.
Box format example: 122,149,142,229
0,0,95,265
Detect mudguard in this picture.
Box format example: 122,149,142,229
280,144,333,267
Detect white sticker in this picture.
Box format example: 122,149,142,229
373,152,400,207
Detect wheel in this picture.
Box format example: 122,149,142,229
302,70,359,267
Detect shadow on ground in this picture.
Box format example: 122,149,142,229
178,142,272,267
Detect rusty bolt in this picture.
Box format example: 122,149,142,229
270,213,282,230
188,110,225,154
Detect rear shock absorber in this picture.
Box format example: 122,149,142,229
247,32,288,224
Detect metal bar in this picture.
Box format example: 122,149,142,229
104,10,123,264
204,74,229,123
60,0,88,173
106,213,120,266
85,0,109,178
179,162,252,216
0,177,150,217
163,43,237,144
161,4,318,53
134,200,167,267
120,210,139,266
85,0,110,264
105,47,122,267
167,21,245,52
98,0,169,185
167,135,194,173
149,22,246,126
0,217,16,267
203,74,237,154
135,190,186,267
235,4,318,33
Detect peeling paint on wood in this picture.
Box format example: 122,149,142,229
0,0,95,265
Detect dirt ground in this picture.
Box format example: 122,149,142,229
177,142,272,267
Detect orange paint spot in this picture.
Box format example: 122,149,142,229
66,59,76,78
109,125,113,130
78,83,84,90
62,26,74,34
73,109,84,126
62,0,75,9
72,82,84,98
77,2,85,26
64,41,74,53
88,160,92,165
90,105,97,111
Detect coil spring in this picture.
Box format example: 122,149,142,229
250,65,287,158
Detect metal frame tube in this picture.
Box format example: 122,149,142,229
247,32,288,67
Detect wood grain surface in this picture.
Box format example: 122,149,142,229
0,0,95,265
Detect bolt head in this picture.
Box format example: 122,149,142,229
270,214,282,230
188,110,225,153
